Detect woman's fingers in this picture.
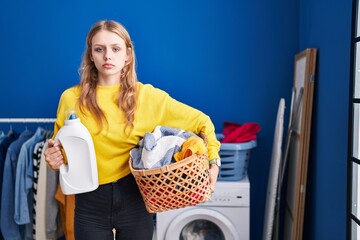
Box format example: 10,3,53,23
209,164,219,192
44,140,64,170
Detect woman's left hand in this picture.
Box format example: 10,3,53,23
209,164,219,192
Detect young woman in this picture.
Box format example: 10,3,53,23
44,20,221,240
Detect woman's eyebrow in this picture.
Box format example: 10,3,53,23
93,43,122,47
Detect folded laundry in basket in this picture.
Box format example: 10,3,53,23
130,126,196,169
221,121,260,143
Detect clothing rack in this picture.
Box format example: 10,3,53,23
0,118,56,123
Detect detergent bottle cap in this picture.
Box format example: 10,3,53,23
65,110,77,121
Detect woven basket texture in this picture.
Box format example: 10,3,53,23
129,152,211,213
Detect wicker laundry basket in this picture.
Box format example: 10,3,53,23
129,135,211,213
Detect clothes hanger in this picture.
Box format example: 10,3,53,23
7,124,13,136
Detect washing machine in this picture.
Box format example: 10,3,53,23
156,177,250,240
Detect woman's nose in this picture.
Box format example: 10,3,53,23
104,48,112,60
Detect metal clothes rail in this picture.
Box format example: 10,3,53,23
0,118,56,123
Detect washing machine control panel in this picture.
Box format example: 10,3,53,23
201,180,250,207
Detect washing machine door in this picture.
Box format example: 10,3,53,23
164,208,239,240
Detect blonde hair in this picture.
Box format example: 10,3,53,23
78,20,137,133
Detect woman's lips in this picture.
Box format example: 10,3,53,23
103,63,114,68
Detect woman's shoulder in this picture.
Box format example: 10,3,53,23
137,81,168,96
60,85,81,99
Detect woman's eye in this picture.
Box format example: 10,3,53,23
113,47,120,52
95,48,103,52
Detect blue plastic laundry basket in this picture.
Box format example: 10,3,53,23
217,134,257,181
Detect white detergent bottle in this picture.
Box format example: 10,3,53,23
55,110,98,195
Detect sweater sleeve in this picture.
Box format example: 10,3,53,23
137,83,221,160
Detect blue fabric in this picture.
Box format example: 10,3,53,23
14,127,45,239
0,131,19,240
0,131,6,144
0,130,33,240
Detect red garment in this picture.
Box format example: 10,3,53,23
221,122,260,143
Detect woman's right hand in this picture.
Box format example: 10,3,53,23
44,139,64,170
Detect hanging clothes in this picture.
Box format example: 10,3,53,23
35,141,63,240
0,131,19,240
14,127,46,237
33,140,46,239
55,186,75,240
0,124,63,240
1,129,33,239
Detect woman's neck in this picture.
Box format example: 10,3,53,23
97,74,121,86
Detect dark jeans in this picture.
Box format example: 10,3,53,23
74,174,154,240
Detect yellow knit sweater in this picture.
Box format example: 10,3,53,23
53,82,220,185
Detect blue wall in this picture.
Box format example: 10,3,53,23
300,0,352,239
0,0,351,239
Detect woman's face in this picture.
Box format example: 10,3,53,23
91,30,129,85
